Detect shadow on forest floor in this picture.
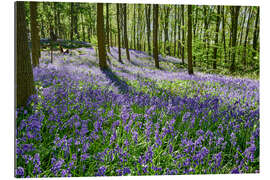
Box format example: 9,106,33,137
101,68,132,94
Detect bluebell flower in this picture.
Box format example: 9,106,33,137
16,167,24,177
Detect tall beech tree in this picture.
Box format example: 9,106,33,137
181,5,185,64
213,5,221,69
145,4,151,55
123,4,130,61
222,6,227,64
187,5,193,74
153,4,159,69
97,3,108,69
30,1,40,67
16,1,35,107
116,3,122,63
164,6,170,55
230,6,240,72
252,7,260,59
242,7,252,66
106,3,110,53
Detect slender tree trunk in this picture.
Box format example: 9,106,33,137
146,4,151,55
203,6,210,67
137,4,142,51
116,4,122,63
252,7,260,59
213,6,221,69
230,6,241,72
222,6,227,64
106,3,110,53
173,5,177,57
81,12,86,42
239,8,247,46
133,4,136,49
16,1,35,107
123,4,130,61
97,3,108,69
177,5,181,58
57,3,61,39
70,3,74,41
153,4,159,69
30,1,40,66
164,6,170,55
181,5,185,64
193,6,198,66
53,2,58,38
187,5,194,74
242,7,252,67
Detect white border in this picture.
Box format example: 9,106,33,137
1,0,269,180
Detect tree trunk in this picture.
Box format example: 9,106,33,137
97,3,108,69
57,3,61,39
242,7,252,66
153,4,159,69
164,6,170,55
181,5,185,64
173,5,177,57
177,5,181,58
213,6,221,69
222,6,227,64
187,5,194,75
16,1,35,107
123,4,130,61
230,6,241,72
145,4,151,55
252,7,260,59
53,2,58,38
116,4,122,63
106,3,110,53
133,4,136,49
137,4,142,51
70,3,74,41
30,1,40,67
81,12,86,42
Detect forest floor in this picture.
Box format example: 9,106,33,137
16,46,259,177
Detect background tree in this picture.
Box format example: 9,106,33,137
181,5,185,64
230,6,240,72
30,1,40,67
187,5,193,74
97,3,108,69
242,7,252,67
123,4,130,61
116,3,122,63
153,4,159,69
145,4,151,55
213,5,221,69
16,1,35,107
252,7,260,60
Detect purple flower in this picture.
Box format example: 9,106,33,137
110,130,117,144
121,112,129,124
81,153,89,161
132,130,138,144
80,127,89,136
123,167,131,175
96,166,106,176
61,169,68,177
22,144,34,152
51,158,65,175
182,112,191,122
16,167,24,177
231,167,239,174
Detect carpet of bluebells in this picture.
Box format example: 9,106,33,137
15,46,259,177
